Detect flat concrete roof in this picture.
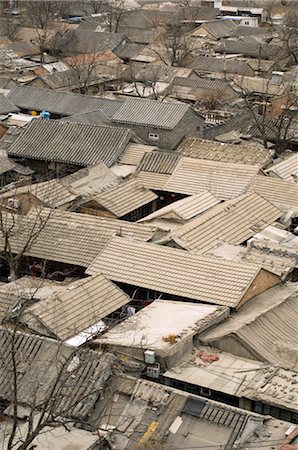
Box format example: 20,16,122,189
95,300,228,355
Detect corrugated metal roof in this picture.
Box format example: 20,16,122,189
119,142,157,165
265,154,298,182
7,85,123,117
0,209,156,267
171,193,282,254
7,120,132,167
250,175,298,212
25,274,130,341
178,137,273,167
111,98,190,130
200,283,298,369
139,191,220,223
164,157,260,200
0,93,19,114
86,236,262,308
137,151,180,174
94,179,157,217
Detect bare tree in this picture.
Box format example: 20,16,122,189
0,202,52,281
25,1,68,62
279,7,298,65
100,0,128,33
231,74,298,153
0,322,116,450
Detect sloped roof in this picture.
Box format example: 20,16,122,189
200,283,298,369
137,151,180,174
0,209,155,267
178,137,273,167
7,120,132,167
7,85,123,117
119,142,157,166
111,98,191,130
250,175,298,212
135,171,170,190
1,179,77,209
265,154,298,182
53,29,127,55
189,55,250,75
86,237,262,308
139,191,220,223
0,328,115,419
163,157,260,200
0,93,19,114
215,39,287,60
170,193,282,254
194,19,238,39
94,179,157,217
23,274,130,341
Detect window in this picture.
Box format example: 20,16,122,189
148,132,159,141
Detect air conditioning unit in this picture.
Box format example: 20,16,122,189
147,362,160,379
7,198,20,210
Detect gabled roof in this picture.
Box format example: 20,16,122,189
137,151,180,174
139,191,220,223
53,29,128,55
215,39,287,60
200,282,298,369
178,137,273,167
170,193,282,254
265,154,298,182
0,209,156,267
163,157,260,200
0,93,19,114
119,142,157,166
94,179,157,217
189,55,250,75
250,175,298,213
7,85,123,117
111,98,193,130
22,274,131,342
86,236,263,308
7,120,132,167
193,19,238,39
2,179,77,209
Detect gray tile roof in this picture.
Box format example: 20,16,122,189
116,42,146,60
0,208,155,267
189,56,250,75
7,85,123,117
53,29,128,55
137,151,180,174
198,19,238,39
7,120,132,167
0,328,115,419
86,236,262,308
0,93,19,114
111,98,190,130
